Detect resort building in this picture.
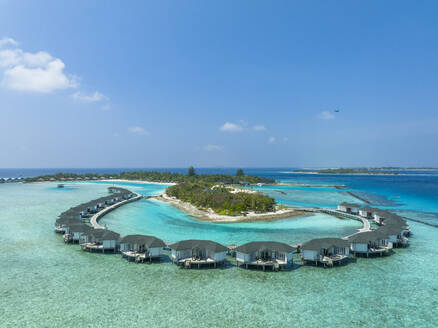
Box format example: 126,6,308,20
105,198,115,205
377,224,408,248
80,229,120,253
337,202,361,214
359,206,376,219
170,240,228,269
120,235,166,263
301,238,350,267
235,241,296,271
349,231,392,257
63,223,93,243
373,210,392,225
54,217,80,233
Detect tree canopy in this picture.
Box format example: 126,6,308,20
166,182,276,216
188,166,196,177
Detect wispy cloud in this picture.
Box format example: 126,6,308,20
72,91,107,103
317,111,335,120
128,126,149,136
268,137,276,143
203,144,224,151
220,122,243,132
253,125,266,131
0,37,18,48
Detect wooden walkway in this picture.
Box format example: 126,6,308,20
319,208,371,238
89,193,143,229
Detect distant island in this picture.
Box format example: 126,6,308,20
23,168,275,184
293,168,400,175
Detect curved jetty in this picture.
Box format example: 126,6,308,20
54,187,411,271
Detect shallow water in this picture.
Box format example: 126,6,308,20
1,174,438,327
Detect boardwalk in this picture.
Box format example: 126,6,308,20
319,208,371,238
90,193,143,229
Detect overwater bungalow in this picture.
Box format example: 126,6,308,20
170,240,228,269
337,202,361,214
80,229,120,253
78,206,90,218
122,193,133,200
301,238,350,267
119,235,166,263
63,224,93,243
55,217,80,233
87,203,99,214
377,224,408,248
349,231,392,257
97,201,105,209
359,206,376,219
373,210,392,225
235,241,296,271
105,198,115,205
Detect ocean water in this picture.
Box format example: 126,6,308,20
1,170,438,327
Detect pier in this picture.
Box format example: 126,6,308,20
89,192,142,229
54,189,411,271
319,208,371,238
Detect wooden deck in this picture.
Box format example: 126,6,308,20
237,259,289,271
303,254,348,267
352,246,391,257
176,258,223,269
80,243,117,253
122,251,162,263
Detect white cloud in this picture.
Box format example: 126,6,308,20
203,144,224,151
283,137,289,142
72,91,107,103
268,137,276,143
0,37,18,48
220,122,243,132
128,126,149,136
2,59,77,93
0,42,77,93
0,49,24,67
317,111,335,120
253,125,266,131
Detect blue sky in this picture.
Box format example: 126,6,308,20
0,1,437,168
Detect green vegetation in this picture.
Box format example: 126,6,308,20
188,166,196,177
294,168,399,175
24,170,275,184
236,168,244,176
24,169,276,216
166,182,276,216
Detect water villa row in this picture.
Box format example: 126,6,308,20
54,188,412,271
55,187,140,243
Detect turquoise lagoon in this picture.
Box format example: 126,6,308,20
1,174,438,327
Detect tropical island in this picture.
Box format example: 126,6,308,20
293,168,400,175
25,168,310,222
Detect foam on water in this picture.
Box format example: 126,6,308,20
1,180,438,327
